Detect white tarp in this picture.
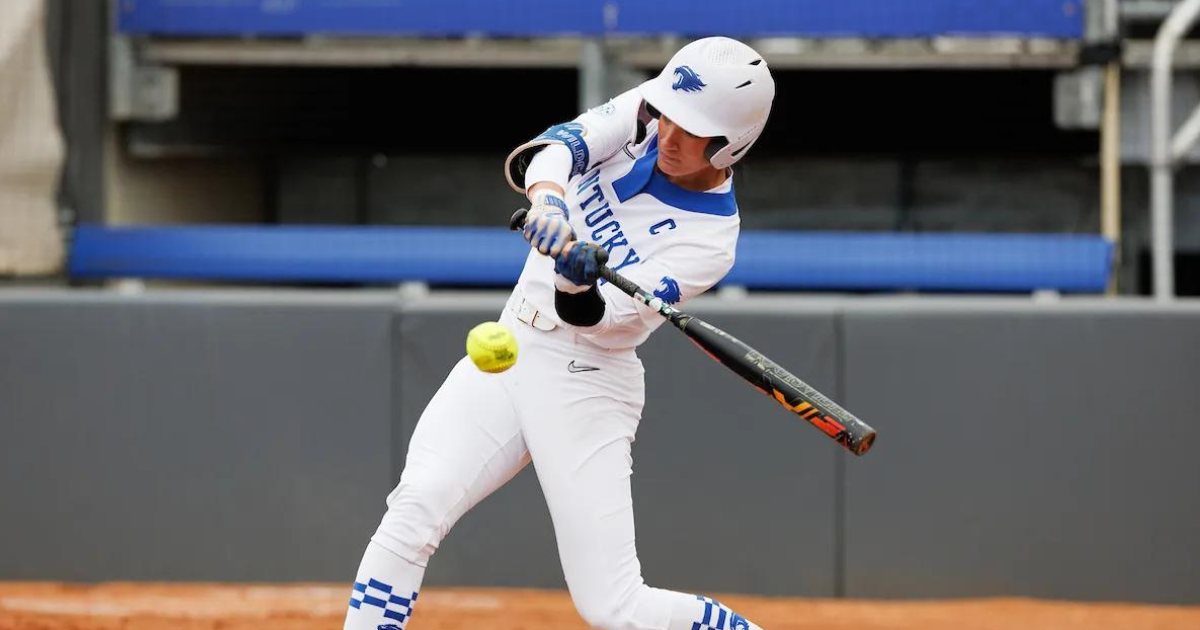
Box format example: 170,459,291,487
0,0,64,275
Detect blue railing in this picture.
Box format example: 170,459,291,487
69,225,1112,293
116,0,1085,39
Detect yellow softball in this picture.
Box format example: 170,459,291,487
466,322,518,373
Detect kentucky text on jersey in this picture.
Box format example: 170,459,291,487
575,170,642,275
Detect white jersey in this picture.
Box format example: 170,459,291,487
508,89,741,350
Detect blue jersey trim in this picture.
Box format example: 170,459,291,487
611,138,737,217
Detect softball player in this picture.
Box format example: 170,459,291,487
344,37,775,630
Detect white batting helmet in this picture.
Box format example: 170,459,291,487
638,37,775,169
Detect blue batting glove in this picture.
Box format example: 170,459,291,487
522,191,574,257
554,241,606,290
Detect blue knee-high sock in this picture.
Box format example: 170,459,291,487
637,586,765,630
683,594,763,630
343,541,426,630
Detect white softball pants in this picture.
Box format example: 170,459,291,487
344,304,762,630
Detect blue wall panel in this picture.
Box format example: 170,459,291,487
117,0,1084,38
117,0,603,37
614,1,1084,38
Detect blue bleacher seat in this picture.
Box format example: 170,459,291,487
69,225,1112,293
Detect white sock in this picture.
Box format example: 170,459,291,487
343,541,427,630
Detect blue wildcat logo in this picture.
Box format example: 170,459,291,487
653,276,682,304
672,66,707,93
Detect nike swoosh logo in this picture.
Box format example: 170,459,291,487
567,360,600,373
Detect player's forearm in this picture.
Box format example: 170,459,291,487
524,144,571,201
520,144,574,257
527,181,565,201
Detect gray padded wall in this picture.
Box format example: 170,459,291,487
841,302,1200,604
394,296,839,597
0,290,397,581
2,290,1198,604
633,303,839,598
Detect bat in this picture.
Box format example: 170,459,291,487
510,209,877,456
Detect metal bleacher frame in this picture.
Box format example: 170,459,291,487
110,0,1093,121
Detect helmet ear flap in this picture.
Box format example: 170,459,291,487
708,134,760,170
704,137,729,162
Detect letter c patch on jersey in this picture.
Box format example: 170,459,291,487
649,218,677,235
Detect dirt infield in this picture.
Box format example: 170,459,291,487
0,583,1197,630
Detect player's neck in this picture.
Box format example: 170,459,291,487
661,164,728,192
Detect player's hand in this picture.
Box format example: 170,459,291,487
553,241,607,293
522,190,575,257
